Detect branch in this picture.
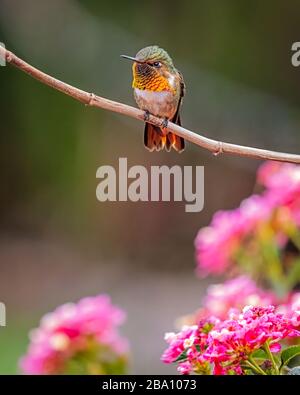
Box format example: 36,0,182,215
1,46,300,163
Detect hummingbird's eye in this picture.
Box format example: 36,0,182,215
152,61,161,68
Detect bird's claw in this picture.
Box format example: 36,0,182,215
160,117,169,135
161,118,168,129
144,112,168,136
144,110,151,122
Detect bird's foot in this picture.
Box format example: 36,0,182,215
143,110,151,122
144,112,168,136
161,117,169,135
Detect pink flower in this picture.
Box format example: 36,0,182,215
195,194,273,276
192,276,276,322
20,295,129,374
258,162,300,224
278,292,300,329
163,306,300,375
257,161,283,186
195,162,300,277
161,320,216,375
204,306,300,374
177,361,193,375
258,162,300,194
161,326,199,364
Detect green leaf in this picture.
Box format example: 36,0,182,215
281,346,300,368
175,351,187,363
252,349,267,359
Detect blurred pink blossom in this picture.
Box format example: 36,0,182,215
258,161,300,225
20,295,129,374
278,292,300,328
195,276,276,321
195,193,273,276
195,162,300,277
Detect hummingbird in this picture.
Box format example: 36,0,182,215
121,45,185,152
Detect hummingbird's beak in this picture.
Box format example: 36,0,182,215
120,55,144,63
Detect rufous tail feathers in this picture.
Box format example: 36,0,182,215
143,115,185,153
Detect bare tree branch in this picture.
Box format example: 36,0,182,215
1,46,300,163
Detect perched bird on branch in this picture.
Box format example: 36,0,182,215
121,46,185,152
2,45,298,163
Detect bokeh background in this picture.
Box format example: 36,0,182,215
0,0,300,374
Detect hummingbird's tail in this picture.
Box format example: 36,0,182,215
144,123,185,152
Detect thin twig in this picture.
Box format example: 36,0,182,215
246,358,267,375
264,342,280,375
1,46,300,163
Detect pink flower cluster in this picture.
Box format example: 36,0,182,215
195,195,273,276
195,162,300,277
20,295,129,374
162,306,300,375
205,306,299,374
257,162,300,225
184,276,276,323
161,320,216,375
278,292,300,328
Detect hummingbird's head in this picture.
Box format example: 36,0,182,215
121,46,177,91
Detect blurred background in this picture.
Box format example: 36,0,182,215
0,0,300,374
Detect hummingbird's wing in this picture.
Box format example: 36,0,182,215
171,70,185,126
166,71,185,152
179,71,186,97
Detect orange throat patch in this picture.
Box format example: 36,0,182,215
132,64,172,92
